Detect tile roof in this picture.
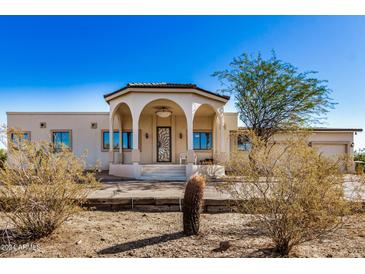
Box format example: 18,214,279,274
103,82,230,100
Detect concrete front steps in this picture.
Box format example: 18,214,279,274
139,164,186,181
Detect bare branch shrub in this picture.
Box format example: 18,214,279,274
0,128,99,240
224,130,363,256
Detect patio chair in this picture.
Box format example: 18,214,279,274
179,152,197,165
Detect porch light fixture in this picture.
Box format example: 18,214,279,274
155,107,172,118
145,132,149,139
179,132,183,139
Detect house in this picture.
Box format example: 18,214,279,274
6,83,362,180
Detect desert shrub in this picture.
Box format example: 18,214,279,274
223,130,362,256
183,175,206,236
0,137,98,240
0,148,6,170
355,149,365,162
355,149,365,174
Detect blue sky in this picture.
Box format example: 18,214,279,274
0,16,364,148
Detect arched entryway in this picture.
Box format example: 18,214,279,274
110,102,133,164
138,99,188,164
193,104,218,164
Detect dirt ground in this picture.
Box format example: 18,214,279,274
1,211,365,258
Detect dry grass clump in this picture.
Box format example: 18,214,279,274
0,129,98,240
183,175,206,236
0,148,5,170
224,130,363,256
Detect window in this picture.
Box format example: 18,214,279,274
10,132,30,147
52,130,71,151
10,132,30,142
102,131,133,150
193,132,212,150
237,135,251,151
122,132,133,149
102,131,119,150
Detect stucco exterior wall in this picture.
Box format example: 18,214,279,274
223,112,238,158
7,111,358,173
7,110,229,168
230,129,357,172
7,112,112,170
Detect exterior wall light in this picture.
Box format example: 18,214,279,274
179,133,183,139
145,132,149,139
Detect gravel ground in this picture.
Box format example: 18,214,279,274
1,211,365,258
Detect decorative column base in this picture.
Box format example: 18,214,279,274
133,162,141,179
187,149,195,164
215,152,227,164
109,150,114,163
131,149,141,163
131,149,141,179
186,163,195,179
117,152,123,164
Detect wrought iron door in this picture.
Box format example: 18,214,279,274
157,127,171,162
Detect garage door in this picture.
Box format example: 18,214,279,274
313,144,348,171
313,144,347,158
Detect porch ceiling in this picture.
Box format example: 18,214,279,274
139,99,185,116
194,104,216,117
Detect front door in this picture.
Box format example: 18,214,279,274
157,127,171,162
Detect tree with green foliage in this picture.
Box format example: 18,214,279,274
213,52,336,142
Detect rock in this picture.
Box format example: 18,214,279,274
212,240,231,252
219,241,231,251
100,238,106,241
75,240,82,245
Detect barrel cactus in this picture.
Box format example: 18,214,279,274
183,175,206,235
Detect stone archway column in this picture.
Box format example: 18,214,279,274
108,114,114,163
186,108,195,164
185,104,195,179
131,115,141,178
118,116,123,164
131,118,141,163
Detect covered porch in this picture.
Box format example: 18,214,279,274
105,88,228,180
